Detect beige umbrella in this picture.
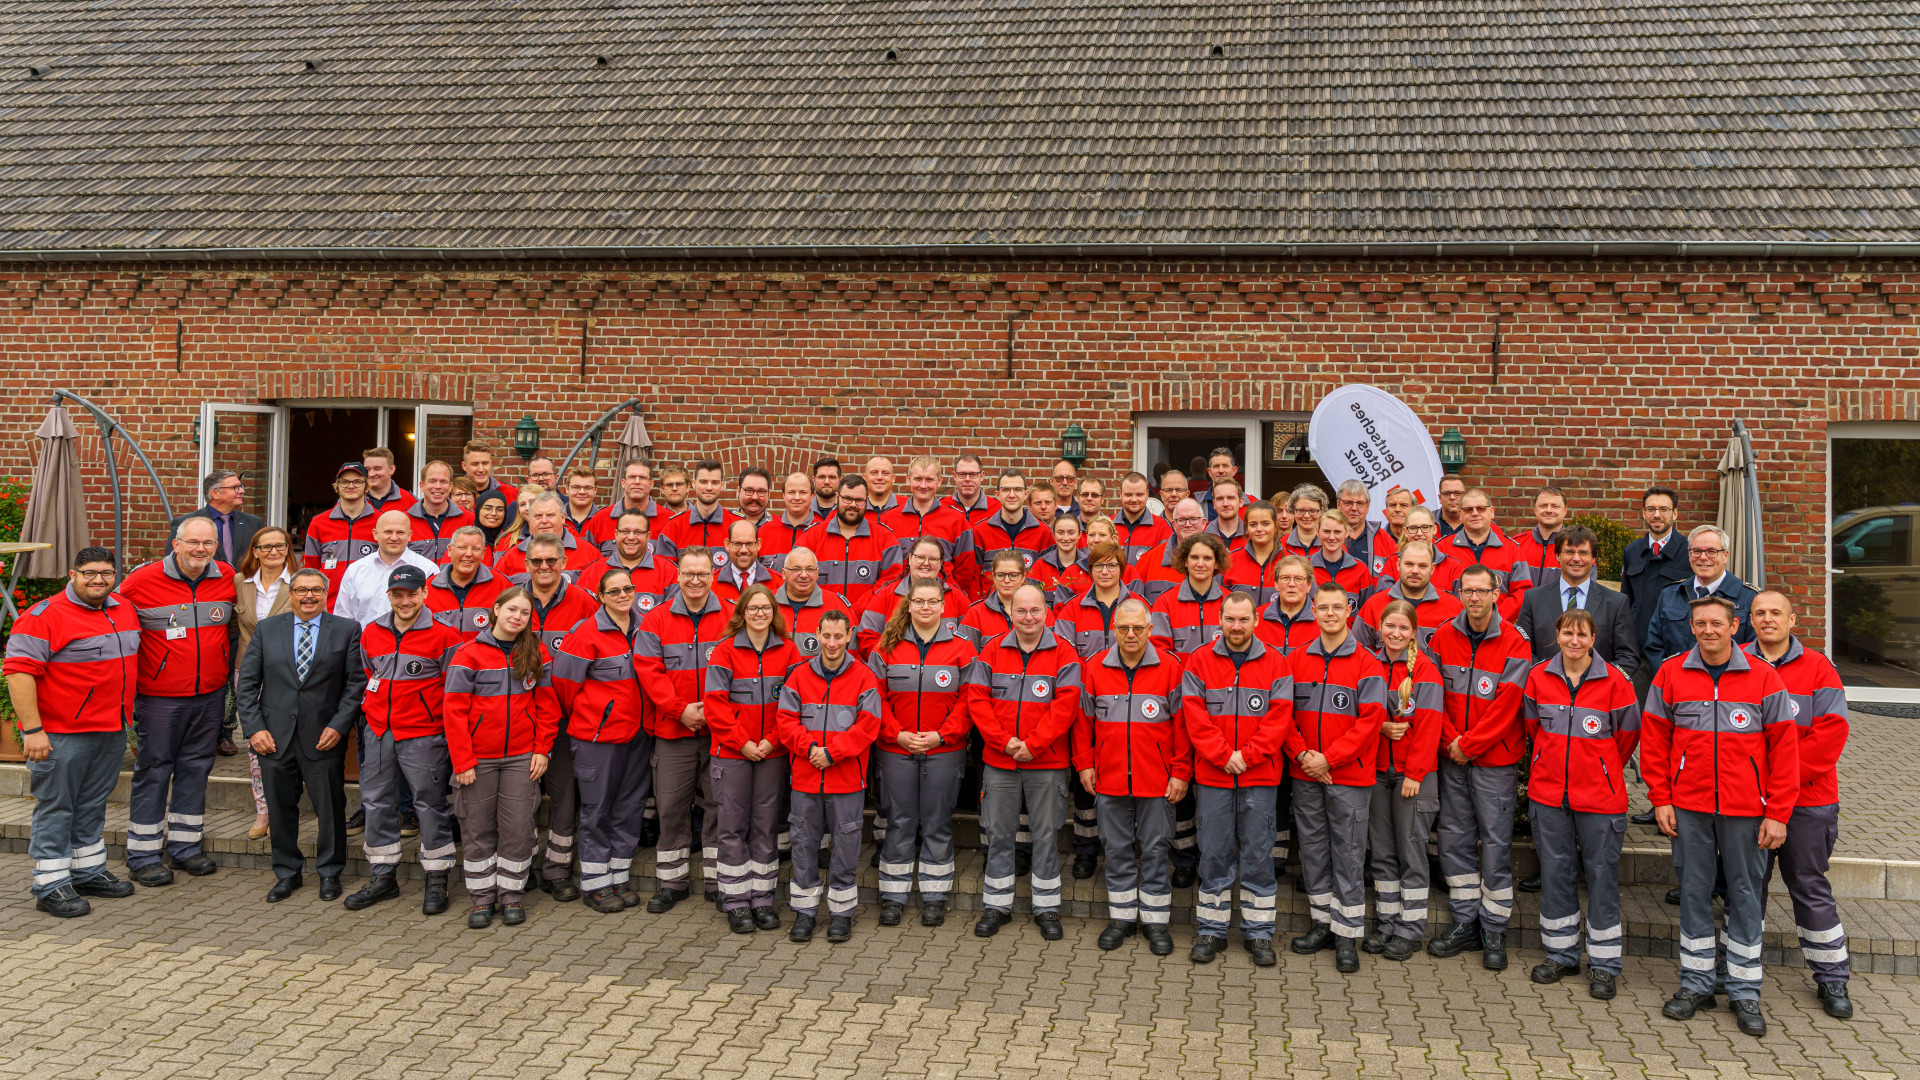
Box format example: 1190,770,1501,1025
1716,420,1765,589
615,411,652,473
19,405,88,577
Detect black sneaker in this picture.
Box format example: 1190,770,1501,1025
71,872,135,899
827,916,853,943
1817,982,1854,1019
1190,934,1227,964
468,905,494,930
129,863,175,887
1661,988,1717,1020
1426,921,1482,958
1531,960,1581,985
345,808,366,835
1730,999,1767,1038
974,909,1011,938
1246,937,1278,968
399,810,420,838
1098,920,1138,950
1290,925,1336,955
34,883,90,918
342,875,401,910
878,902,904,926
920,900,945,928
617,884,641,908
790,913,816,943
1072,853,1097,880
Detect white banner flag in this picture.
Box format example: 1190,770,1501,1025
1306,385,1446,524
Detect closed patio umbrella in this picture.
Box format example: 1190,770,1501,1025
19,405,88,577
1717,420,1765,590
614,411,652,473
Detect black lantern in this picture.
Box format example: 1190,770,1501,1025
1438,428,1467,474
1059,423,1088,467
513,415,542,460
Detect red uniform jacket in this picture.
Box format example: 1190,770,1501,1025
1346,521,1401,579
493,532,600,585
1744,638,1849,808
656,503,741,567
1031,548,1091,608
525,584,600,656
1309,548,1374,619
880,500,980,594
704,632,802,759
579,548,678,616
1376,646,1446,784
858,577,967,655
1113,510,1172,566
942,492,1002,531
757,514,816,567
975,628,1085,771
1179,635,1296,787
957,591,1017,651
1223,545,1286,609
1434,527,1535,619
1130,540,1185,607
1643,646,1797,821
119,555,237,697
367,485,417,512
1429,609,1534,767
775,655,885,793
424,564,508,639
1256,599,1319,657
550,609,650,744
1353,582,1463,653
3,586,139,733
801,517,902,608
405,502,476,563
1149,578,1225,661
1075,643,1191,797
443,632,561,773
582,497,663,558
772,586,855,659
358,612,463,739
1285,635,1389,786
1053,587,1134,661
302,503,380,605
1510,526,1563,593
970,510,1051,595
867,624,989,757
1522,654,1642,814
635,592,735,741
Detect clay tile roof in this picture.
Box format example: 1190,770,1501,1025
1,0,1917,254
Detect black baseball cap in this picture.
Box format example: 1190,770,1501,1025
336,461,368,478
388,565,428,591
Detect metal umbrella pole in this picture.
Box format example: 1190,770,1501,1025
51,390,175,573
557,397,644,477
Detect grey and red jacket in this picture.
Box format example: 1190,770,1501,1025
302,502,380,605
1284,634,1388,786
1309,548,1375,617
424,564,508,640
443,631,560,773
969,510,1051,596
582,496,662,557
1429,609,1533,767
406,502,475,563
1113,510,1172,566
957,591,1016,650
1433,526,1535,620
1743,637,1848,807
801,517,903,608
118,554,237,697
576,548,679,614
635,591,735,740
1180,635,1295,787
1521,654,1641,813
1149,578,1225,661
1345,520,1401,578
656,503,741,567
941,492,1002,531
1354,583,1463,653
1223,544,1285,608
1076,642,1191,797
773,587,855,659
1643,646,1797,821
1053,587,1134,661
1031,548,1092,608
775,654,885,793
359,612,463,739
858,576,966,655
1510,526,1563,593
525,584,600,656
1375,645,1446,783
976,628,1085,771
493,531,600,584
1255,599,1319,656
758,514,816,566
2,585,139,733
704,631,802,759
1130,540,1185,606
551,608,650,744
880,500,980,594
868,624,989,757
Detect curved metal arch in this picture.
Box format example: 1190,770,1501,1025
51,389,175,572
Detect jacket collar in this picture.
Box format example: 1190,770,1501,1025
1304,633,1359,659
685,502,729,526
433,563,495,589
1449,608,1507,638
329,501,375,523
669,591,725,618
909,621,958,645
995,509,1042,534
1118,508,1159,528
1039,548,1085,572
162,553,228,582
997,626,1060,653
1385,580,1438,605
516,531,579,552
1263,597,1311,625
808,652,858,679
1103,641,1166,668
1310,548,1360,574
1681,645,1753,673
597,607,639,638
1210,634,1269,661
406,500,466,523
779,586,825,610
61,583,121,610
609,546,657,570
1541,652,1612,682
1744,636,1804,667
1177,577,1224,603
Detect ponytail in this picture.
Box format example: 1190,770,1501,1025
1378,599,1421,713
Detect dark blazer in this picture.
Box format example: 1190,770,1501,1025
171,504,265,567
1513,577,1641,677
1643,573,1759,671
1621,531,1689,648
235,611,366,762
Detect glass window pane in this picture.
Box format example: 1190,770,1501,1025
423,411,472,466
1831,437,1920,688
208,410,272,523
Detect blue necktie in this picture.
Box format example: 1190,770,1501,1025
296,621,315,682
1565,586,1580,611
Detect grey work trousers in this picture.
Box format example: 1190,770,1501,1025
1096,794,1174,924
26,730,125,897
1675,808,1768,1001
1195,783,1280,938
653,734,716,892
126,690,224,868
981,766,1066,913
1531,800,1626,974
1294,780,1372,939
875,750,966,904
712,754,788,910
1436,759,1517,931
538,733,579,882
575,733,651,892
451,754,540,907
1367,770,1438,940
789,789,865,916
360,730,456,875
1766,802,1850,984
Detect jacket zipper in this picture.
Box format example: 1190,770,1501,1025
1710,672,1721,816
1123,664,1137,797
1556,668,1578,809
1314,652,1333,779
1749,757,1764,809
1231,655,1247,790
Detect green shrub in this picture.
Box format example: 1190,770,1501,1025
1567,513,1637,582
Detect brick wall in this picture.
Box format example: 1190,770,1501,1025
5,255,1920,636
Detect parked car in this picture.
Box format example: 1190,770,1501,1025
1831,504,1920,672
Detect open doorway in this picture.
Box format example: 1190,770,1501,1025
287,406,380,539
1136,422,1257,503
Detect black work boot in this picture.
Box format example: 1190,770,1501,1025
422,870,451,915
1426,920,1482,958
1290,925,1336,955
342,874,401,910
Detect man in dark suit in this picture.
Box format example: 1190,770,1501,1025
1620,485,1688,691
235,567,366,902
170,470,264,568
1514,526,1640,676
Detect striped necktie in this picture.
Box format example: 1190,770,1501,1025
296,621,315,682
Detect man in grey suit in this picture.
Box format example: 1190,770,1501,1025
1513,526,1640,675
235,567,366,903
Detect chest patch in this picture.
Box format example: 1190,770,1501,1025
1140,699,1161,718
1331,690,1349,710
1032,679,1051,699
856,565,870,578
1248,694,1264,712
1789,699,1801,717
636,595,656,611
934,669,953,688
1581,714,1603,735
406,659,424,676
473,611,490,627
1476,675,1494,696
1728,708,1752,729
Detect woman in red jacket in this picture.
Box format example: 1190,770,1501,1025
552,568,652,915
445,587,561,929
1364,601,1446,961
1149,532,1229,660
1224,501,1285,608
704,584,803,935
1522,607,1641,999
1031,514,1091,606
868,577,989,928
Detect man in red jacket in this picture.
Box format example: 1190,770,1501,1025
405,459,474,563
1113,472,1172,565
657,459,739,568
1433,488,1533,619
973,584,1084,942
775,610,883,944
1645,594,1797,1037
1077,597,1189,957
4,547,141,916
583,460,661,557
342,566,464,915
522,534,601,900
803,476,902,608
303,462,380,606
970,471,1051,595
1426,564,1532,971
1285,583,1388,973
1746,591,1855,1019
424,528,507,638
1354,541,1461,652
942,453,1000,529
881,456,978,592
118,516,238,884
1181,590,1296,967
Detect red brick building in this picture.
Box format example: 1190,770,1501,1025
4,0,1918,694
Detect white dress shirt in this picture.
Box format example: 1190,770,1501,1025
334,547,440,626
250,567,291,622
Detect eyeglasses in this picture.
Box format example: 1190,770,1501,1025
907,597,945,608
1172,516,1205,525
601,586,636,597
291,586,327,596
255,542,288,553
178,539,219,550
1460,587,1497,597
75,570,114,580
682,571,712,581
1114,625,1150,635
1693,548,1727,557
992,571,1025,581
527,557,562,567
